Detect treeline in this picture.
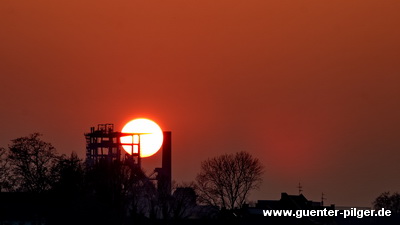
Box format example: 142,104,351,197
0,133,265,225
2,133,399,225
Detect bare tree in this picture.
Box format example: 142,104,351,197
7,133,60,192
196,151,264,210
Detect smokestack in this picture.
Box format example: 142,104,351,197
162,131,172,194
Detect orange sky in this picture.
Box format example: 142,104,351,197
1,0,400,206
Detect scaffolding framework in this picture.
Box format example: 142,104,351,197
85,123,143,168
84,124,172,195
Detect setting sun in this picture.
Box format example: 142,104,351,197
120,118,163,158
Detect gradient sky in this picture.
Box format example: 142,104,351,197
1,0,400,207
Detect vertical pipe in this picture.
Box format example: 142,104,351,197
162,131,172,194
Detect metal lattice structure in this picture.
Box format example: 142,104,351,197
84,124,172,195
84,123,143,168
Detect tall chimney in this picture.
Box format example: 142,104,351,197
162,131,172,194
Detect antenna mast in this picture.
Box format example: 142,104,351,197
321,192,327,205
297,182,303,195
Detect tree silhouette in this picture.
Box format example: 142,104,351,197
53,152,84,194
7,133,60,192
171,182,197,220
0,147,12,192
373,191,400,214
47,153,86,225
196,151,263,210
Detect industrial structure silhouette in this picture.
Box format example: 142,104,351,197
85,123,172,194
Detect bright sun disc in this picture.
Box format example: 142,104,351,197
120,118,163,158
